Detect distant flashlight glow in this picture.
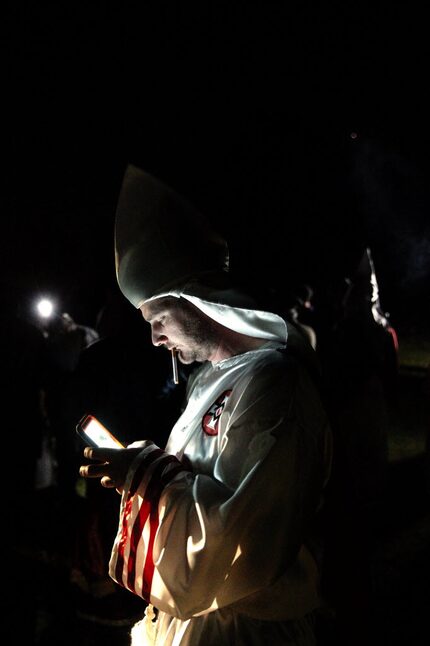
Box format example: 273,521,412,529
37,299,54,318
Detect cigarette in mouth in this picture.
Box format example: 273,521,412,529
171,348,179,384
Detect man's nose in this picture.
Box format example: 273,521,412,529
151,328,167,347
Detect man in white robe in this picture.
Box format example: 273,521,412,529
79,166,332,645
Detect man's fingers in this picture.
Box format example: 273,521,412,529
83,446,122,460
79,446,142,488
79,463,111,479
101,476,117,488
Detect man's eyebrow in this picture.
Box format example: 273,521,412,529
144,297,175,320
144,306,164,322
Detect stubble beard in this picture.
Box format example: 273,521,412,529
177,315,219,364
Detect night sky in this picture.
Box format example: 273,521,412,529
6,3,430,332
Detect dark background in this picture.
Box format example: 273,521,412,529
5,6,430,646
5,2,430,333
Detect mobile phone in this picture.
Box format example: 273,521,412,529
76,414,124,449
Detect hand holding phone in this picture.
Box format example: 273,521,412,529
76,414,124,449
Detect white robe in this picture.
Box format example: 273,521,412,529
109,333,332,645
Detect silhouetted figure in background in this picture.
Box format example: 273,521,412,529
319,248,399,645
325,249,398,503
43,311,99,505
284,283,318,350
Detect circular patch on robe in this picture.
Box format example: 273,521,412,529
202,390,232,436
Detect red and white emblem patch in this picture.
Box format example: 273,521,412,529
202,390,232,436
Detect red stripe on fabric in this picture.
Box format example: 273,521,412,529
125,500,151,593
126,455,179,593
114,496,134,586
141,463,185,599
114,448,165,587
141,505,162,599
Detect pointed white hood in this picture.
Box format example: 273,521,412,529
114,165,287,344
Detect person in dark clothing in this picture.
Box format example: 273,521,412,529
318,248,399,646
42,311,99,504
284,283,318,350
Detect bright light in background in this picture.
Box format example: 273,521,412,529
36,298,54,319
